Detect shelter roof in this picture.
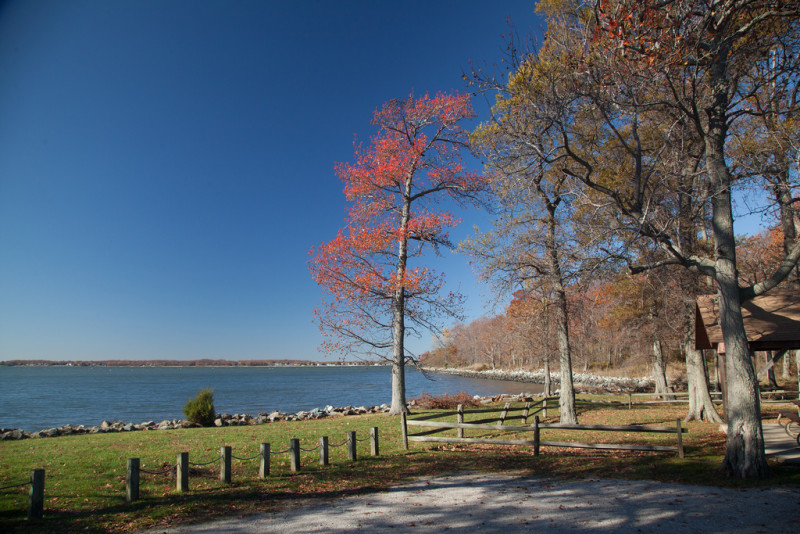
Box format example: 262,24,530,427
695,289,800,351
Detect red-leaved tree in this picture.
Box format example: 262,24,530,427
309,92,486,414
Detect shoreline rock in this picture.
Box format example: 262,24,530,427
0,404,392,441
421,366,655,393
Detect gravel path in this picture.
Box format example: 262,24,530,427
145,472,800,533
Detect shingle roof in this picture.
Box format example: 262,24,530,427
695,289,800,351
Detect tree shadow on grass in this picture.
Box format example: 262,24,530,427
4,445,799,533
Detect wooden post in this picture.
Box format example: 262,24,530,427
401,412,409,450
177,452,189,492
289,439,300,472
543,398,547,418
347,431,357,461
220,446,231,484
457,404,464,439
320,436,329,466
259,443,270,478
126,458,140,503
370,427,379,456
533,416,540,457
28,469,44,520
522,402,530,425
676,418,684,459
500,402,510,425
628,393,632,409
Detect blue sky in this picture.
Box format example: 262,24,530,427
0,0,544,361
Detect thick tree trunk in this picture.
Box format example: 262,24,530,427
652,339,674,400
706,51,767,477
544,205,576,424
684,340,723,423
708,147,767,477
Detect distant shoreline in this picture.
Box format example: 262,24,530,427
0,359,385,368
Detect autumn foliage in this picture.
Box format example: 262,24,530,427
309,92,486,372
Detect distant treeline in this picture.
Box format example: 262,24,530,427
0,359,381,367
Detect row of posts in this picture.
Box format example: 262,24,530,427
127,428,378,502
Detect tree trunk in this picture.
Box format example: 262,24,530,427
389,186,413,416
389,287,408,415
782,349,790,379
684,340,723,423
544,357,552,397
544,203,576,424
705,49,767,477
652,339,674,400
708,145,767,477
766,352,779,389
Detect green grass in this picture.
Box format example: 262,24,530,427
2,398,799,533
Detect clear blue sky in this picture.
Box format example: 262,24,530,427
0,0,544,361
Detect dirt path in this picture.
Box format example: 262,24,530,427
145,472,800,533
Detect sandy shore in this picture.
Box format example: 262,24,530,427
143,471,800,533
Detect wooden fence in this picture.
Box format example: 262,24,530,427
127,428,378,502
402,401,687,458
0,469,44,520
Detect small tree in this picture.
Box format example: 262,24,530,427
309,92,487,414
183,388,216,427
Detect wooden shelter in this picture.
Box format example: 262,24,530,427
695,289,800,418
696,289,800,353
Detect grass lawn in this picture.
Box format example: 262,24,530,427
2,397,799,533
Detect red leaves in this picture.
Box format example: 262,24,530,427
309,91,486,354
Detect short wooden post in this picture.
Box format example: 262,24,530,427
370,427,379,456
259,443,270,478
320,436,329,466
628,393,633,409
676,418,684,459
401,412,409,450
543,398,547,418
177,452,189,492
457,404,464,439
220,446,232,483
522,402,530,425
347,431,357,461
289,439,300,472
499,402,510,425
533,416,540,457
28,469,44,520
126,458,140,502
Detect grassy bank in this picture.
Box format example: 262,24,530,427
2,397,799,533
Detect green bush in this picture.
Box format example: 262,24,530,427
183,388,216,426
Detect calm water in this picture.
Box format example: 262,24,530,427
0,365,542,432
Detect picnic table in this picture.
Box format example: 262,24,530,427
777,400,800,446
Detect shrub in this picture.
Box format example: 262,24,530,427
414,391,479,409
183,388,216,426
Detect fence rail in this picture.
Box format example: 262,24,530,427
0,469,44,520
402,402,687,458
126,428,379,502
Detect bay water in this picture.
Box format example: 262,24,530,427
0,365,542,432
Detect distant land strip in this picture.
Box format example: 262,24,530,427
0,359,383,367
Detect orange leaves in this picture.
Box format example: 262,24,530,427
309,91,484,354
